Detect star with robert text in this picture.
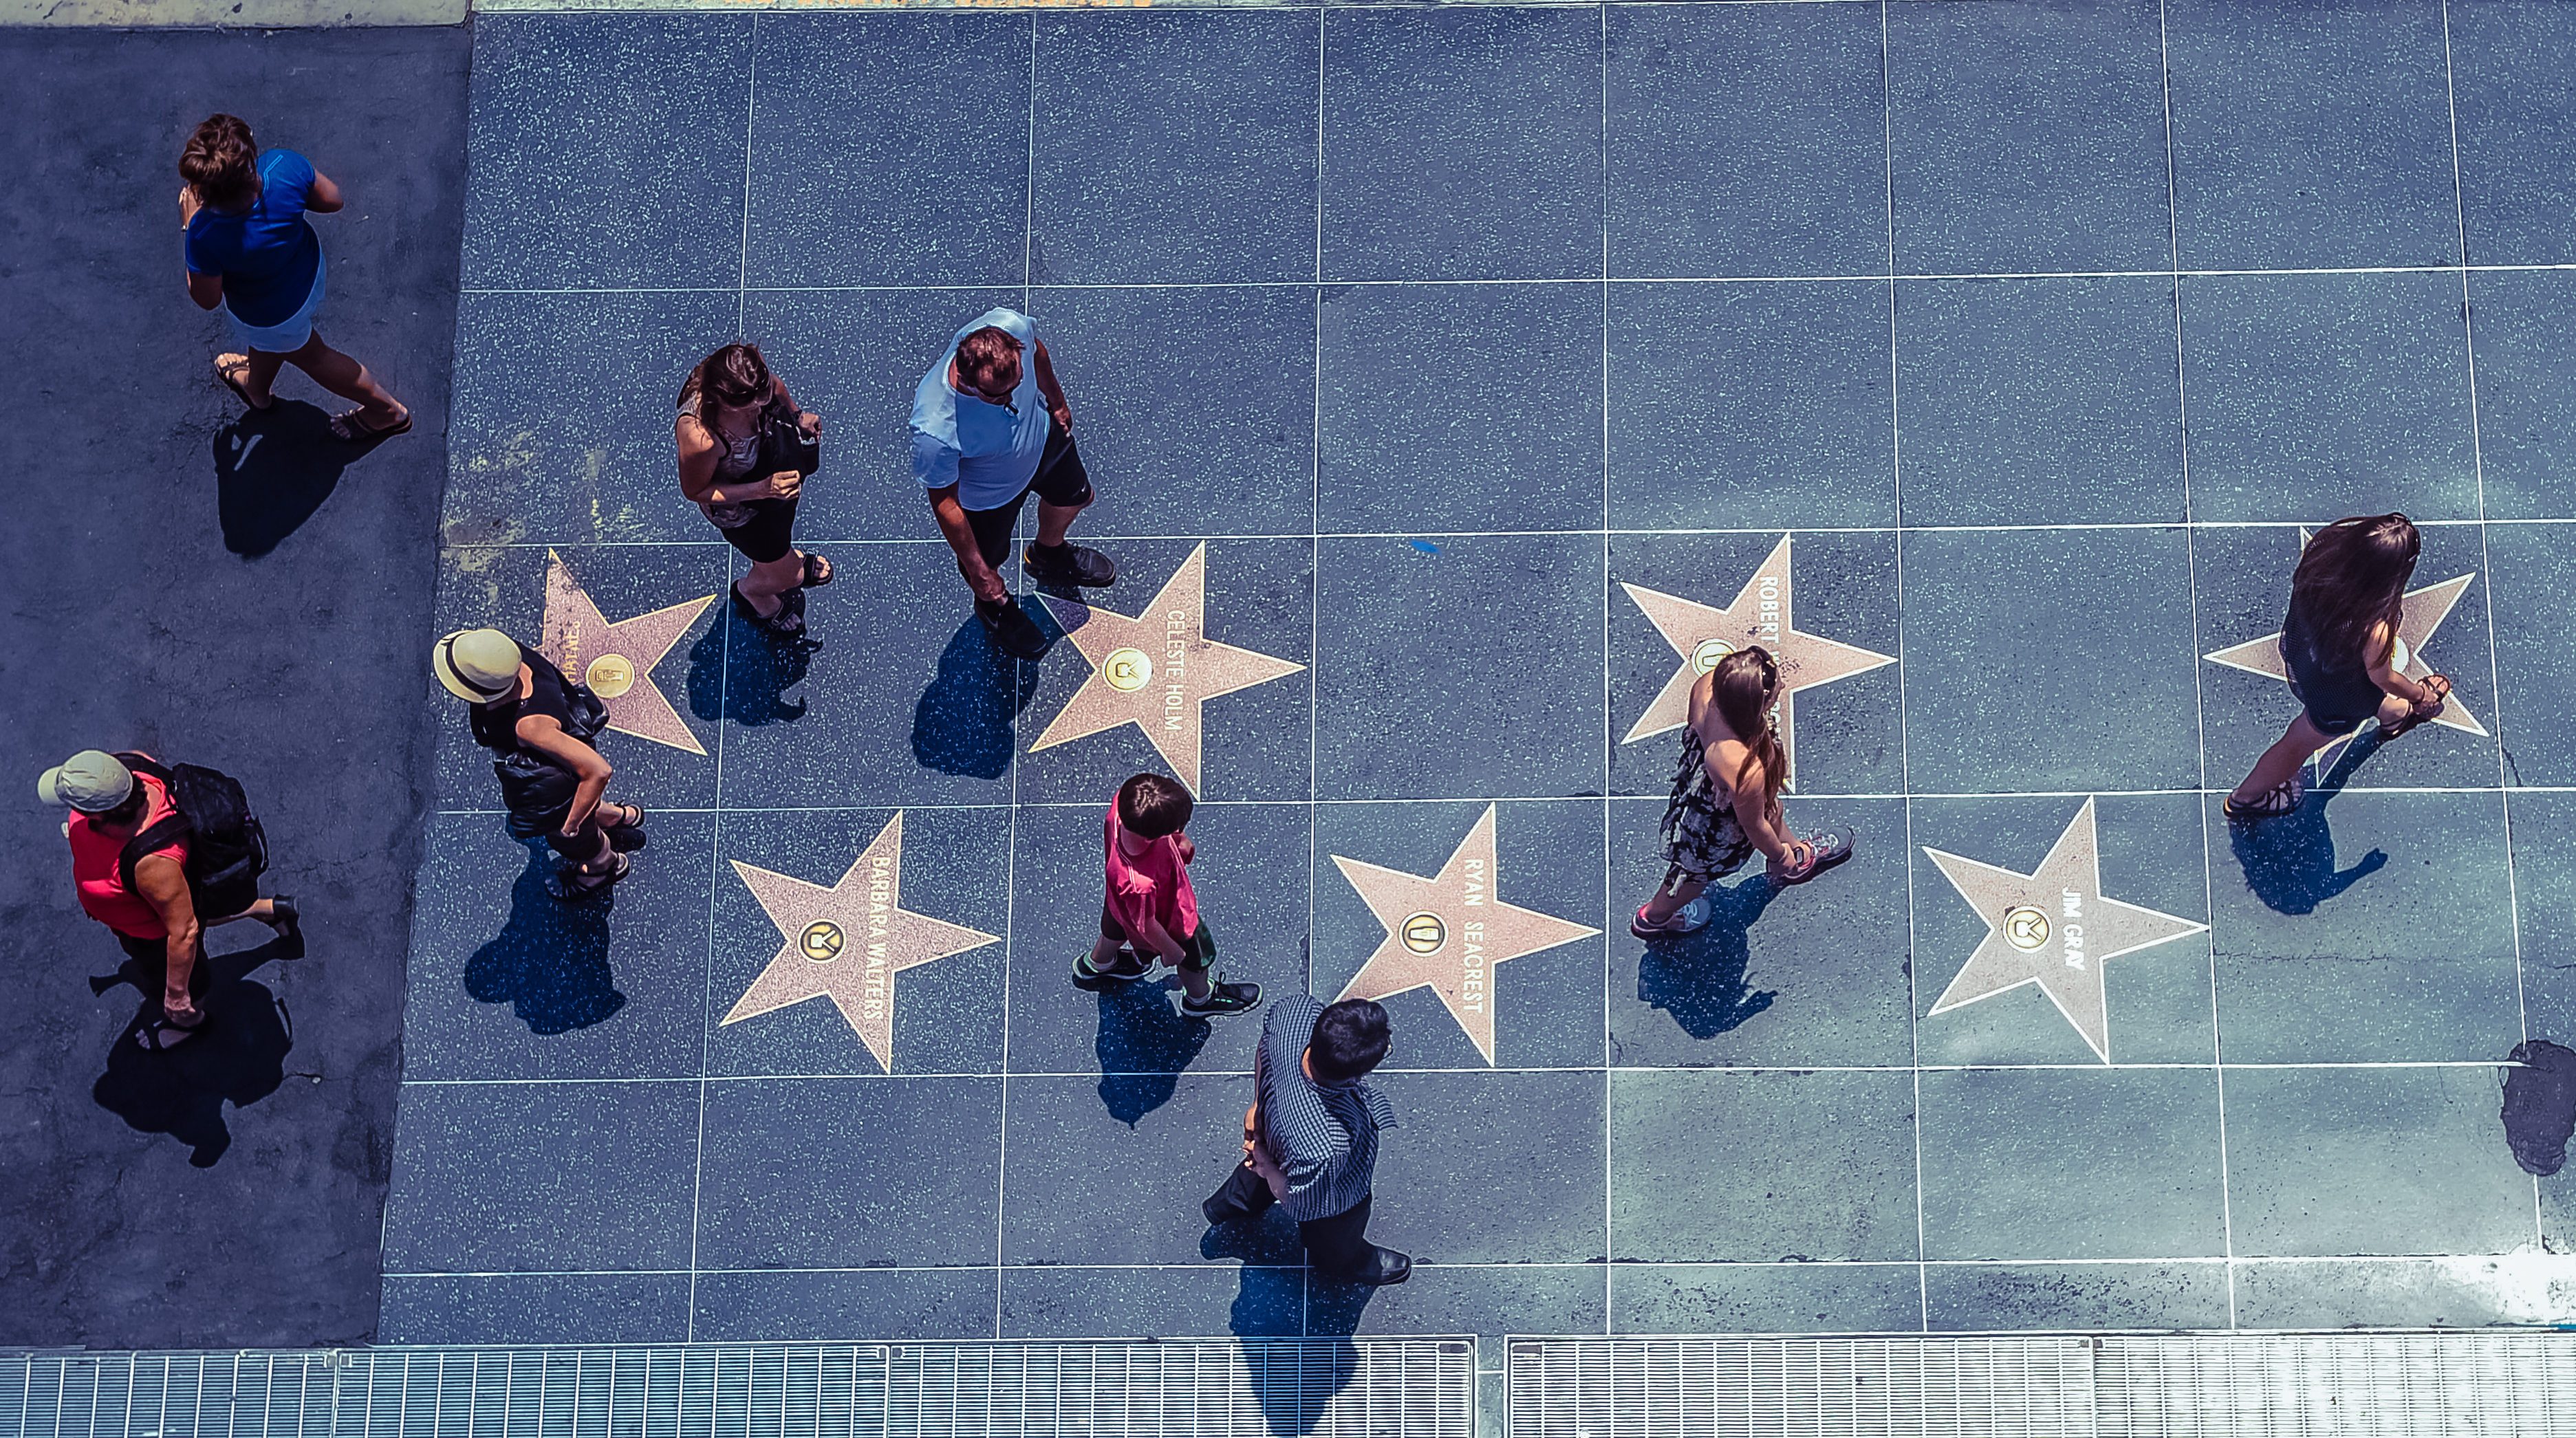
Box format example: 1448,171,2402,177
1621,534,1893,788
1332,805,1601,1065
722,812,999,1072
2204,532,2487,774
1033,543,1304,795
541,549,717,755
1923,799,2207,1064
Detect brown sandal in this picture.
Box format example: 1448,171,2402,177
2380,674,2451,741
331,406,412,442
214,353,273,411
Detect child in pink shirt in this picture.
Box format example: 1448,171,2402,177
1075,773,1260,1018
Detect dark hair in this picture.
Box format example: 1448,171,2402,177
1309,999,1391,1083
1117,773,1193,839
955,326,1024,389
2288,513,2418,666
180,113,259,210
1709,646,1788,807
686,343,772,412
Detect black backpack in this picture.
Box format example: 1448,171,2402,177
113,753,269,921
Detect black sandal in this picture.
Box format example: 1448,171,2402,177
267,895,304,957
557,851,631,899
136,1012,206,1052
604,804,649,853
2379,675,2450,741
798,553,834,589
731,580,805,636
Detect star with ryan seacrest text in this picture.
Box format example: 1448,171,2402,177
541,549,716,755
1621,534,1894,789
1033,543,1304,796
722,812,999,1072
1332,805,1601,1065
1924,799,2208,1064
2203,530,2487,776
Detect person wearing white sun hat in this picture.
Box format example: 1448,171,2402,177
434,627,642,897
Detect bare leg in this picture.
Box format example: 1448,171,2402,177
2377,691,2414,731
283,331,405,426
2229,712,2337,805
1641,871,1710,926
219,350,287,408
1087,933,1127,970
739,550,805,616
206,897,274,928
1034,498,1085,548
1178,965,1213,1003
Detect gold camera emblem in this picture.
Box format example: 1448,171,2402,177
799,921,845,963
585,653,636,700
1400,912,1446,955
2003,907,2051,952
1103,647,1154,693
1689,637,1736,675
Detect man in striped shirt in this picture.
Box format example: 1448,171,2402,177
1202,993,1409,1285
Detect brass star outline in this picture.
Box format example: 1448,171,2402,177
2204,530,2487,775
1923,798,2208,1064
1032,543,1305,795
1621,534,1895,789
541,549,717,755
721,811,999,1073
1330,805,1601,1065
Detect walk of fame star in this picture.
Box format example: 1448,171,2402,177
1923,799,2207,1064
1621,535,1894,788
1330,805,1601,1064
541,549,716,755
722,812,999,1072
2204,532,2488,774
1032,543,1303,796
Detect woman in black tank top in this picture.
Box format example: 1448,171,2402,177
2223,514,2451,820
436,627,645,896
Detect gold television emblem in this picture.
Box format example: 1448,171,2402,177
799,920,845,963
2003,906,2051,951
585,653,636,699
1103,647,1154,693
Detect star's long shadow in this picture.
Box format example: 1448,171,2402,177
1636,874,1781,1040
213,400,379,557
464,840,627,1035
1093,978,1211,1126
911,613,1042,779
689,612,817,728
2229,732,2388,915
88,936,299,1168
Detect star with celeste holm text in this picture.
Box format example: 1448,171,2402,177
2204,532,2487,774
1621,534,1894,788
540,549,716,755
722,812,999,1073
1923,798,2207,1064
1033,543,1304,795
1332,805,1601,1065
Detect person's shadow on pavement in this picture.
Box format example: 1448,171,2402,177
2229,734,2388,915
1636,874,1781,1040
464,841,626,1035
213,400,378,558
688,613,817,728
88,937,299,1168
1091,977,1212,1126
911,613,1043,778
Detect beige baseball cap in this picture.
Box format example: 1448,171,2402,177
38,750,136,812
432,628,525,702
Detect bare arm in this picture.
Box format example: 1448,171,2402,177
134,854,202,1018
1031,339,1071,431
305,171,346,213
676,416,791,505
1720,750,1800,869
2362,621,2440,708
927,483,1009,603
517,714,615,836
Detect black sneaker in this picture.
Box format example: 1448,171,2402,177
1072,948,1153,988
1180,978,1262,1017
977,596,1048,660
1024,541,1117,589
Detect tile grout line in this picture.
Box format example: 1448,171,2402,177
1878,0,1927,1336
1305,0,1325,1341
2435,0,2538,1250
990,5,1042,1340
400,1058,2541,1087
1597,0,1614,1340
684,13,763,1342
2155,0,2236,1332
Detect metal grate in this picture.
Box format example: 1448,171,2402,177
0,1340,1471,1438
1507,1333,2576,1438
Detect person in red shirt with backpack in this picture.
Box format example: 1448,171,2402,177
41,750,299,1051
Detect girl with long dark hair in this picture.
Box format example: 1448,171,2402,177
1632,645,1854,939
677,343,827,637
2225,513,2451,818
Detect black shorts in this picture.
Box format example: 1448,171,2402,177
711,497,801,565
964,422,1092,573
1100,902,1212,973
2285,661,2384,737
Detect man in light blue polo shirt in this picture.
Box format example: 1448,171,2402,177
913,307,1116,660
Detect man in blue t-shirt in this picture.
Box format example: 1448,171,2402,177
911,308,1115,660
